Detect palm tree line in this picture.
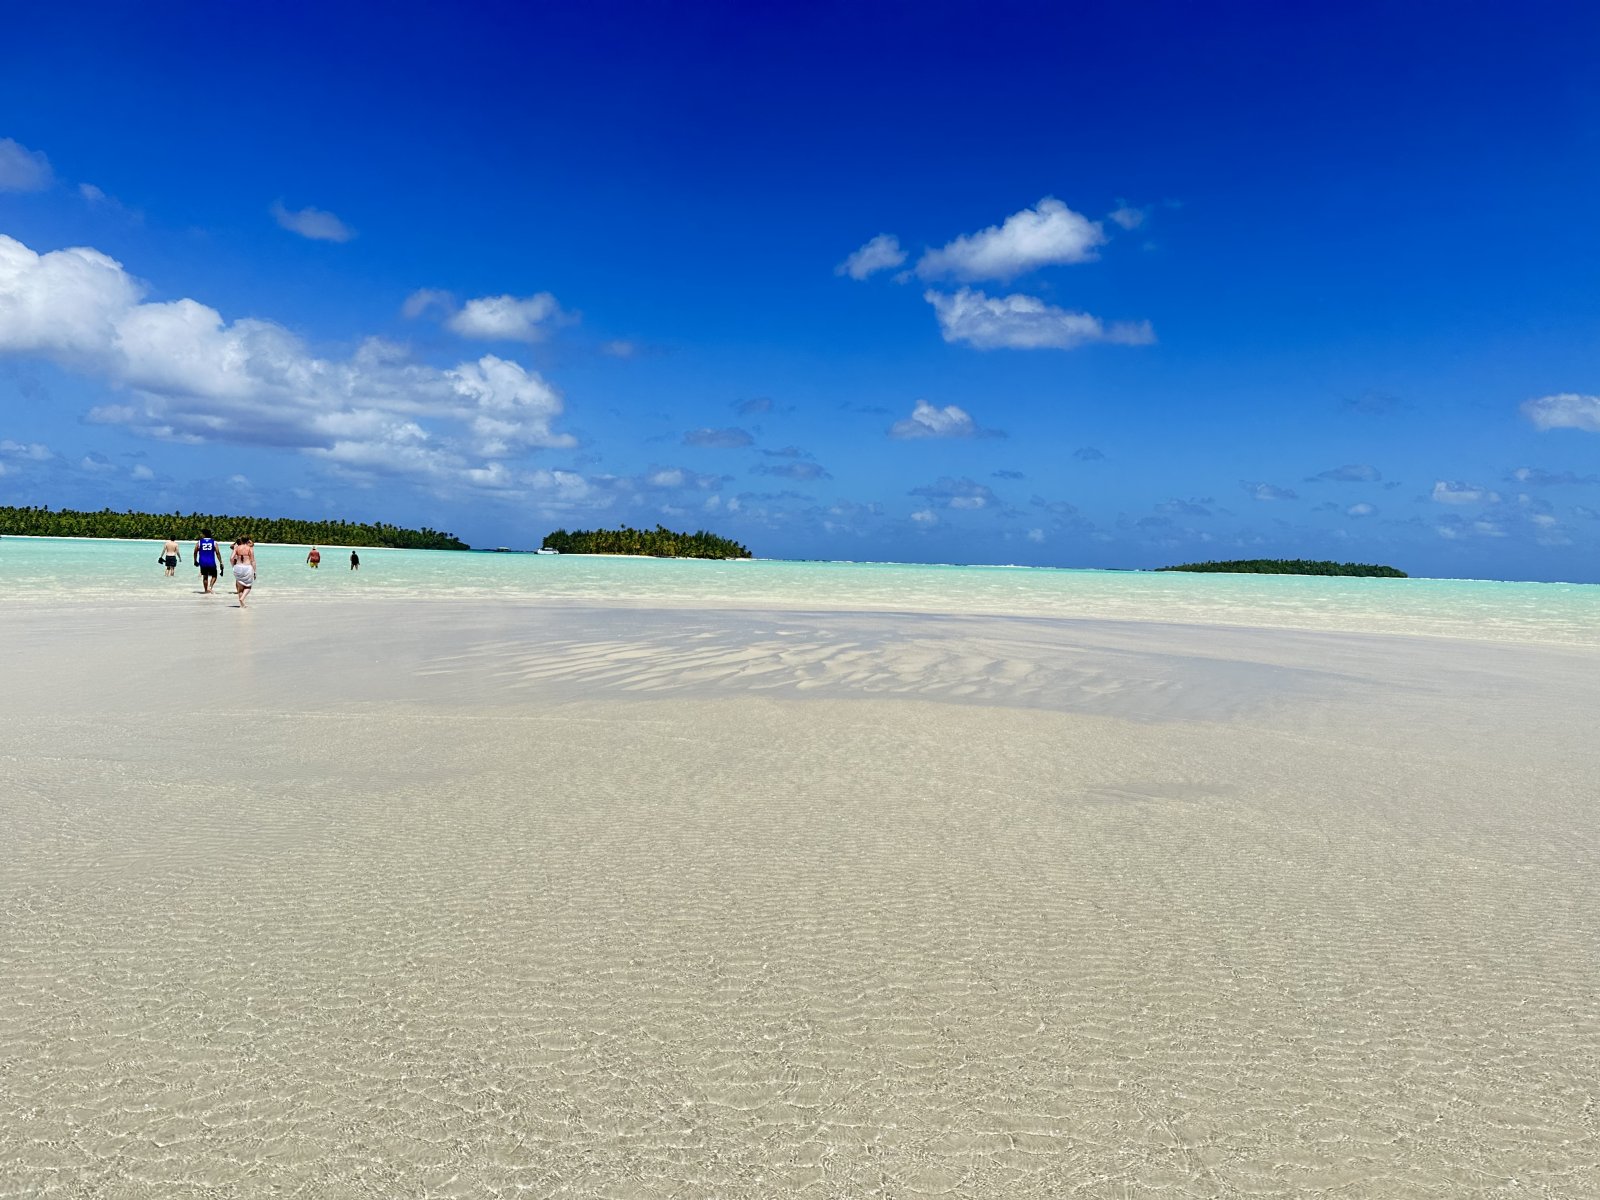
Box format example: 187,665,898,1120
0,505,469,550
1157,558,1407,577
541,525,751,559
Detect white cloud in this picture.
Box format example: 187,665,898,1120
917,198,1105,281
446,293,566,343
1026,527,1045,542
0,438,51,460
910,476,997,509
601,339,638,358
836,234,906,280
402,288,454,319
0,138,52,192
1346,502,1376,517
910,508,937,525
1242,481,1298,501
642,467,723,491
1108,204,1146,231
1522,393,1600,433
79,183,106,203
271,200,354,243
130,464,155,480
1510,466,1598,485
1311,464,1381,483
0,233,574,492
925,288,1154,351
1432,480,1501,505
889,398,984,439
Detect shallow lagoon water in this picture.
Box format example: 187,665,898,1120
3,535,1597,646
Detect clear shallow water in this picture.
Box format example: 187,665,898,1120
3,535,1598,646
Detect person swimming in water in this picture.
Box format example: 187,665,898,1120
194,529,221,594
231,537,257,608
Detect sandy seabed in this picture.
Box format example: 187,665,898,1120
2,598,1597,1198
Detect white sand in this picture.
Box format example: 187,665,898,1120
2,599,1597,1197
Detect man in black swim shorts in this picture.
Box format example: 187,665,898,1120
194,527,222,594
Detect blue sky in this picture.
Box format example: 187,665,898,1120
2,1,1598,579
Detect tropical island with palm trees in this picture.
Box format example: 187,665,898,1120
0,505,469,550
541,525,751,559
1157,558,1407,577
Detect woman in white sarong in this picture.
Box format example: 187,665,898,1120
231,538,257,608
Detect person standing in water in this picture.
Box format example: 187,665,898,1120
160,534,179,577
349,550,360,570
231,537,257,608
194,528,221,594
306,546,321,568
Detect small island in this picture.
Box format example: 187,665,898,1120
542,525,751,559
0,505,469,550
1157,558,1407,578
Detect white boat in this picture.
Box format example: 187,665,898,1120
535,547,560,555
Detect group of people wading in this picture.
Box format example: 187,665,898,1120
157,533,358,609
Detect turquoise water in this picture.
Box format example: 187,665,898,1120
3,536,1597,646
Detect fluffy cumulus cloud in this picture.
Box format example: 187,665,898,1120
1310,463,1381,483
888,398,999,440
270,200,355,243
1242,481,1298,501
910,476,996,509
925,288,1154,351
1431,480,1501,505
0,138,52,192
0,233,576,492
917,199,1105,282
836,234,906,280
1522,393,1600,433
1346,502,1376,517
447,293,567,343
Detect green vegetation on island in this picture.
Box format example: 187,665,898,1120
1157,558,1407,578
0,505,469,550
542,525,751,559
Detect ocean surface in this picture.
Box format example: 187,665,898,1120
3,535,1597,646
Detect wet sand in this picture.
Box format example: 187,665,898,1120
2,599,1597,1197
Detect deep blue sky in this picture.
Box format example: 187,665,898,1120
3,1,1599,577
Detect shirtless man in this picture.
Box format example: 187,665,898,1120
231,537,258,608
193,528,222,594
160,534,180,577
306,546,321,568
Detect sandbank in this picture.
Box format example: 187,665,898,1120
2,598,1596,1197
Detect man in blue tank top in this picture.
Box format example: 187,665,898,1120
193,528,221,594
